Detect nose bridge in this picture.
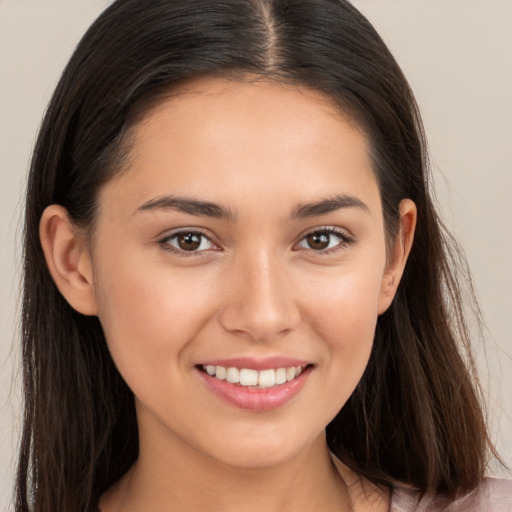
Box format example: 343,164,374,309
219,246,300,341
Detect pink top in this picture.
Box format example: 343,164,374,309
390,478,512,511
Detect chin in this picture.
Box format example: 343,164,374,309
199,428,319,470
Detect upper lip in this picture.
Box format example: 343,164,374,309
197,356,311,371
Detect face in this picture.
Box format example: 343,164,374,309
88,78,399,469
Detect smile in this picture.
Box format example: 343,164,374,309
197,361,313,411
202,364,304,388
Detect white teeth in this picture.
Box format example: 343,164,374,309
239,368,258,386
275,367,287,385
226,367,239,383
215,366,226,380
203,364,307,388
258,369,276,388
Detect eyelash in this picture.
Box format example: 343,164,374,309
157,226,354,257
158,228,218,257
295,227,354,255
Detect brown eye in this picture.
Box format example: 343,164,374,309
177,233,202,251
296,228,352,253
162,231,215,253
306,232,330,250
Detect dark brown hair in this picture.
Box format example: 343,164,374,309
17,1,495,511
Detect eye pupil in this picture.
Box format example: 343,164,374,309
177,233,202,251
307,232,330,250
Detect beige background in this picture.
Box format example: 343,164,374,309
1,0,511,508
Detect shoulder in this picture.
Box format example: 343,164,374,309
390,478,512,512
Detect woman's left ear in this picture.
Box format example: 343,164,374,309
377,199,417,314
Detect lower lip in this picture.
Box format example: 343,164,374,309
197,366,312,411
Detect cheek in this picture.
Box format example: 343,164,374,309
92,253,218,383
302,263,384,407
305,258,384,342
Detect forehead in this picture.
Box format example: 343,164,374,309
99,77,380,219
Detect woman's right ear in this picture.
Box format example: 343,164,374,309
39,205,98,316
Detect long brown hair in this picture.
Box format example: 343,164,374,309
17,1,495,510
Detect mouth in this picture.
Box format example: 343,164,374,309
195,362,314,411
199,364,307,388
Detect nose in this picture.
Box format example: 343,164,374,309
218,250,301,342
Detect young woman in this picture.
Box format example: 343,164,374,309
16,1,511,511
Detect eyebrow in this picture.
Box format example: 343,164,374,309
291,194,370,218
136,195,236,221
136,193,369,221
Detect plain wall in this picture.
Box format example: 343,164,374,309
1,0,511,508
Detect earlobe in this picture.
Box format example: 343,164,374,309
377,199,417,314
39,205,98,316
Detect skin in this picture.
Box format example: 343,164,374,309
40,78,416,511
